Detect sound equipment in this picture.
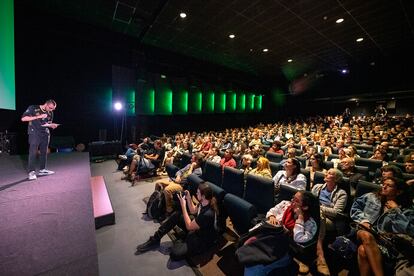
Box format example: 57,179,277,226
88,140,122,158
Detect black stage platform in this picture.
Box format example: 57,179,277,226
0,152,99,276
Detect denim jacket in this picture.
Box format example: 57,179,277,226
350,192,382,225
351,192,414,236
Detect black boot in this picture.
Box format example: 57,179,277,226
135,236,160,254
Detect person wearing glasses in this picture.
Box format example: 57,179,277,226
21,99,59,180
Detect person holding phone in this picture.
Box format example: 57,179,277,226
135,182,218,261
21,99,59,180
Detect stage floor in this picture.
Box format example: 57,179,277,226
0,152,98,276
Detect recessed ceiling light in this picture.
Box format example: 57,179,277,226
262,48,269,52
179,12,187,18
287,59,293,63
249,48,253,52
356,37,364,42
336,18,344,24
229,34,235,39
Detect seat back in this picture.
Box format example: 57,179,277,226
355,158,383,173
327,154,339,161
223,193,257,235
300,168,311,191
186,174,205,196
323,161,334,169
355,180,380,198
206,181,226,203
180,152,192,168
244,174,274,214
222,166,245,198
266,152,283,163
296,156,307,168
313,171,325,186
269,162,282,177
354,165,369,179
277,185,298,204
203,160,223,186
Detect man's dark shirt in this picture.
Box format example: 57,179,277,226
22,105,53,135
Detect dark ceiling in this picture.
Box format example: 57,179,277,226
32,0,414,78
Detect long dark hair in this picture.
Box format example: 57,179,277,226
198,182,219,215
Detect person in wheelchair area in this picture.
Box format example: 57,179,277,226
350,177,413,276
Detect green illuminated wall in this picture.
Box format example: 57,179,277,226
154,77,172,115
134,78,262,115
226,91,236,112
254,95,262,111
246,93,254,112
0,0,16,110
203,88,215,113
215,90,226,113
136,80,155,114
126,90,135,116
188,87,202,113
236,92,246,112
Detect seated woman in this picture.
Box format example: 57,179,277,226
273,158,307,191
350,177,413,276
307,153,327,189
306,168,347,276
250,156,272,179
241,191,318,276
268,141,284,155
237,153,254,177
135,182,218,261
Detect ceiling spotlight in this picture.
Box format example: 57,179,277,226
341,69,349,74
370,61,376,66
287,59,293,63
229,34,235,39
336,18,344,24
249,48,253,52
179,12,187,18
262,48,269,52
160,74,166,79
356,37,364,42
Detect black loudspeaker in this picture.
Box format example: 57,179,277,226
99,129,107,141
88,141,123,158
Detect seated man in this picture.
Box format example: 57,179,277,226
155,153,204,215
135,183,218,261
337,157,365,196
124,140,165,181
220,149,237,171
117,143,138,171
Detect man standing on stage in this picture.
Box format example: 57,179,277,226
21,99,59,180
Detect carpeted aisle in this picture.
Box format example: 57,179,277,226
91,160,195,276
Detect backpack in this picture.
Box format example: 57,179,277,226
146,190,165,219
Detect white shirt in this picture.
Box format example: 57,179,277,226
273,170,307,190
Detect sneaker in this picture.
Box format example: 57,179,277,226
118,155,127,160
28,171,37,180
38,169,55,176
135,237,160,254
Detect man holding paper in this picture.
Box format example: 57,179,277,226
21,99,59,180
